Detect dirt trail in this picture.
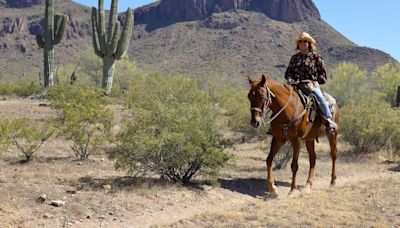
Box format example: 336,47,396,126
0,99,399,227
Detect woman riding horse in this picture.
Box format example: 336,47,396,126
248,33,339,198
248,74,339,198
285,32,337,133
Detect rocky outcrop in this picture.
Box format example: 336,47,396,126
4,0,43,8
64,13,91,39
1,17,27,36
135,0,320,30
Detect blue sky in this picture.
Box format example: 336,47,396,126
73,0,400,61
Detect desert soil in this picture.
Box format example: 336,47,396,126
0,98,399,228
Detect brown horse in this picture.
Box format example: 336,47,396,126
247,74,339,198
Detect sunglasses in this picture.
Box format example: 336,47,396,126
298,40,308,43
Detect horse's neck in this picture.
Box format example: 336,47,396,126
268,81,302,119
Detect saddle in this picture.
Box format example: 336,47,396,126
294,88,336,119
293,86,337,137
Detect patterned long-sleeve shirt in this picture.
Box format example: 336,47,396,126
284,51,327,84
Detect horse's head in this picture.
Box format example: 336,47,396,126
247,74,273,128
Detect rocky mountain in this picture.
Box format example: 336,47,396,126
134,0,320,30
0,0,91,81
0,0,43,8
0,0,396,85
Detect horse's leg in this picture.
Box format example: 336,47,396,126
304,140,316,192
289,138,301,195
327,133,338,186
266,137,285,198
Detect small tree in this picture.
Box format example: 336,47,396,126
110,74,231,183
391,125,400,154
0,118,54,162
325,62,369,106
340,93,399,153
372,63,400,107
47,85,113,160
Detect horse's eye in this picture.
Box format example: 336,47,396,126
252,91,256,96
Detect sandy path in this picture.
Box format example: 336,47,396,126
0,99,399,227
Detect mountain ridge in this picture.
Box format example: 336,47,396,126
134,0,320,31
0,0,396,85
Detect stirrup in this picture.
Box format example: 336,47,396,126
326,118,337,133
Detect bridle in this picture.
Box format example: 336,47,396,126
250,85,274,117
250,82,294,126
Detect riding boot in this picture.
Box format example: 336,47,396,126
326,117,337,133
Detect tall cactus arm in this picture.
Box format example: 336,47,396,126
97,0,107,54
53,14,67,45
36,34,44,48
107,21,121,56
91,7,104,58
115,8,133,60
107,0,119,45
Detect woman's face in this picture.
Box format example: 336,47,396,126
298,40,309,52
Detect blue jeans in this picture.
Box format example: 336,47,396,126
313,88,332,118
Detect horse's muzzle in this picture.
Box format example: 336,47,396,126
250,116,262,128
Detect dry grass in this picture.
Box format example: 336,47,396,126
0,98,399,227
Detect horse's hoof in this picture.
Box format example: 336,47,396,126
269,191,279,199
268,185,279,198
288,189,301,198
303,184,312,193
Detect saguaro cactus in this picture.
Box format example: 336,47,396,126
91,0,133,95
36,0,67,88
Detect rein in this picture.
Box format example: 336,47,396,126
251,83,309,131
264,85,293,125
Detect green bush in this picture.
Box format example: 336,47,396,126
390,124,400,154
110,73,231,183
77,50,103,86
0,118,54,162
47,85,113,160
206,77,265,136
52,64,94,87
0,79,42,97
325,62,370,106
340,92,399,153
74,50,137,96
371,63,400,107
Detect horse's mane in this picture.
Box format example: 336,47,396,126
266,79,291,93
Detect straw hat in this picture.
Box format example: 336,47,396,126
294,32,317,50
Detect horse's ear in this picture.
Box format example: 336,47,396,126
260,74,267,87
247,75,253,84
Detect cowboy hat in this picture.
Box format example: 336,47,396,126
294,32,317,50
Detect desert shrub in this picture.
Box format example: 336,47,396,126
111,58,137,93
53,64,95,87
371,63,400,107
0,79,42,97
325,62,370,106
74,50,137,96
110,73,231,183
340,92,400,153
47,85,113,160
206,77,266,136
274,142,293,169
76,50,103,86
390,125,400,154
0,118,54,162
